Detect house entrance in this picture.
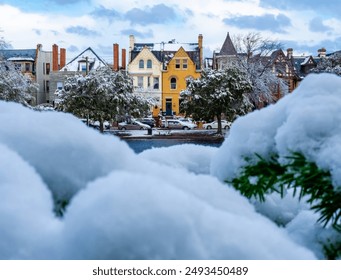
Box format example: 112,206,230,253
165,98,172,116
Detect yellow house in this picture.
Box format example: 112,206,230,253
127,34,203,117
162,47,201,116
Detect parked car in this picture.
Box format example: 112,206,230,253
162,119,197,130
177,117,194,123
137,117,156,128
92,120,110,130
118,120,151,130
81,119,110,130
203,120,231,130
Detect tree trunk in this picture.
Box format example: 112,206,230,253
99,119,104,133
216,114,222,135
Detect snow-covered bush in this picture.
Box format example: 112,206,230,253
0,60,38,106
211,73,341,258
0,101,316,259
0,101,136,215
56,67,153,132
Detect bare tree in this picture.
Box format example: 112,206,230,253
231,32,288,107
0,29,12,50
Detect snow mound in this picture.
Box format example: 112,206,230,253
138,144,218,174
211,73,341,189
0,143,61,259
0,101,316,259
0,101,135,206
61,168,315,259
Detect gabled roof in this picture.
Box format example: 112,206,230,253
219,32,237,56
60,47,107,71
130,41,201,70
0,49,36,61
130,46,162,65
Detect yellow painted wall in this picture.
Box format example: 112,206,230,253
162,47,201,116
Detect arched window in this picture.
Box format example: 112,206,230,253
147,59,152,68
139,59,144,69
170,77,177,89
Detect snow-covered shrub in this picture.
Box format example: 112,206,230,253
211,73,341,258
0,101,135,215
0,101,317,259
229,152,340,230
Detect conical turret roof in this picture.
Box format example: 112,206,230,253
219,32,237,56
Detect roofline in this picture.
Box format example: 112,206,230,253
65,47,108,66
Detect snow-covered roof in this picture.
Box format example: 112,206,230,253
60,47,108,72
0,49,36,61
133,42,199,52
7,57,35,62
301,57,311,65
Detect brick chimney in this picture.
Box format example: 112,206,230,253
60,48,66,69
198,34,203,69
318,47,326,57
113,43,119,71
287,48,293,59
52,44,59,71
121,48,126,70
129,35,135,63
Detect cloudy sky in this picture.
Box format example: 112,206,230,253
1,0,341,64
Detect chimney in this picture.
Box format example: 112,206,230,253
113,43,119,71
287,48,293,59
198,34,203,69
121,48,126,70
52,44,59,71
129,35,135,63
60,48,66,69
318,47,326,57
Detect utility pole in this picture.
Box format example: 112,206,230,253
86,56,89,75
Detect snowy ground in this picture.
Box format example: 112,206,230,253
0,73,340,259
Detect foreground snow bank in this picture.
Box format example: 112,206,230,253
211,73,341,188
0,101,315,259
211,73,341,258
0,102,135,209
139,144,218,174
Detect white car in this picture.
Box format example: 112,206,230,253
162,119,197,130
203,120,231,130
118,120,151,130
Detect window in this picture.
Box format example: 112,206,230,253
147,59,152,68
153,77,159,89
138,76,143,88
25,63,30,72
46,63,50,75
80,63,87,72
147,77,151,87
57,82,63,90
139,59,144,69
175,59,180,69
170,77,177,89
46,80,50,93
182,59,188,69
14,63,21,71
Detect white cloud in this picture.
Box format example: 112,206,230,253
1,0,340,62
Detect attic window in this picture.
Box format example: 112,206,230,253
182,59,188,69
139,59,144,69
147,59,152,68
175,59,181,69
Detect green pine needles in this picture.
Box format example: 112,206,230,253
228,152,341,232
